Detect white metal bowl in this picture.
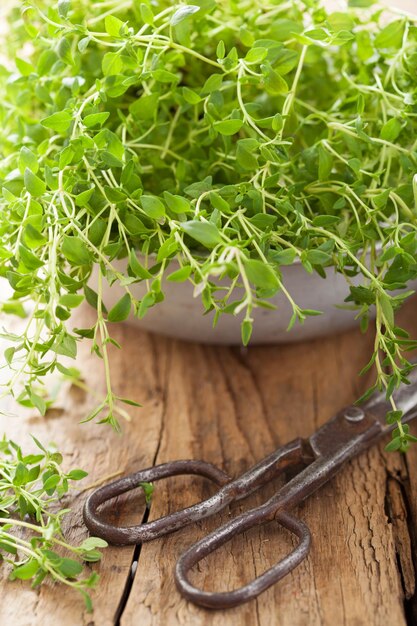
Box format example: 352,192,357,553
96,258,386,344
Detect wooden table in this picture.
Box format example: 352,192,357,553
0,298,416,626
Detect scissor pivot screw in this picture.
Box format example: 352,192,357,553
344,407,365,422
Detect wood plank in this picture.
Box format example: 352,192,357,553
0,299,416,626
1,298,417,625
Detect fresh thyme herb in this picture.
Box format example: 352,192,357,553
0,1,417,449
0,435,107,611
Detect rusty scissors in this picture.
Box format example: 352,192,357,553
83,368,417,609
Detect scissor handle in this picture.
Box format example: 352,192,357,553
83,459,230,544
175,508,311,609
84,439,306,545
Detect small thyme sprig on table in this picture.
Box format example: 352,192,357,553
0,435,107,611
0,1,416,449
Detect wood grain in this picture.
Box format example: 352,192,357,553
0,299,416,626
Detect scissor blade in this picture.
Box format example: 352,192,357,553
363,365,417,434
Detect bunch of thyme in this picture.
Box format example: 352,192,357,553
0,0,416,449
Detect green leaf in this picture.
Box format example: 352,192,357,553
128,249,152,279
80,537,108,551
156,237,177,262
167,266,192,282
318,145,333,181
236,143,258,170
102,52,123,76
140,195,166,219
375,20,404,50
75,188,94,207
59,294,84,308
0,539,17,554
214,119,243,135
16,57,34,76
181,221,222,248
210,192,230,213
182,87,201,104
139,3,154,25
10,559,39,581
41,111,73,133
104,15,124,37
216,40,225,60
348,0,375,6
386,410,403,425
4,346,15,365
66,469,88,480
57,37,74,65
163,192,191,214
14,462,29,486
356,30,374,61
312,216,340,227
78,36,91,53
118,396,141,407
327,12,354,32
139,481,154,505
244,259,280,291
262,66,288,95
19,147,38,174
24,169,46,197
62,235,93,266
129,93,159,120
58,558,83,578
273,249,297,265
1,301,26,318
378,292,394,327
31,436,47,453
18,245,44,270
84,285,103,311
151,69,178,83
380,118,403,142
385,436,402,452
108,294,131,322
138,291,156,318
43,474,60,491
301,309,322,317
349,286,375,305
24,223,47,248
241,319,253,346
83,112,110,128
170,5,200,26
37,49,58,75
348,158,361,176
58,0,71,18
245,47,268,64
305,250,331,265
59,145,74,168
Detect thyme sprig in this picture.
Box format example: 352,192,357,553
0,435,107,611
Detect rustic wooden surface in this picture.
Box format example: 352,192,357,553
0,0,415,623
0,298,416,626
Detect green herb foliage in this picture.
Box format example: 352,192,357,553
1,1,417,449
0,435,107,610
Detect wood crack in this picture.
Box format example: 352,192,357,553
384,454,417,626
113,506,151,626
113,336,172,626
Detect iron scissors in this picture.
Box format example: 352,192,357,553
83,367,417,609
